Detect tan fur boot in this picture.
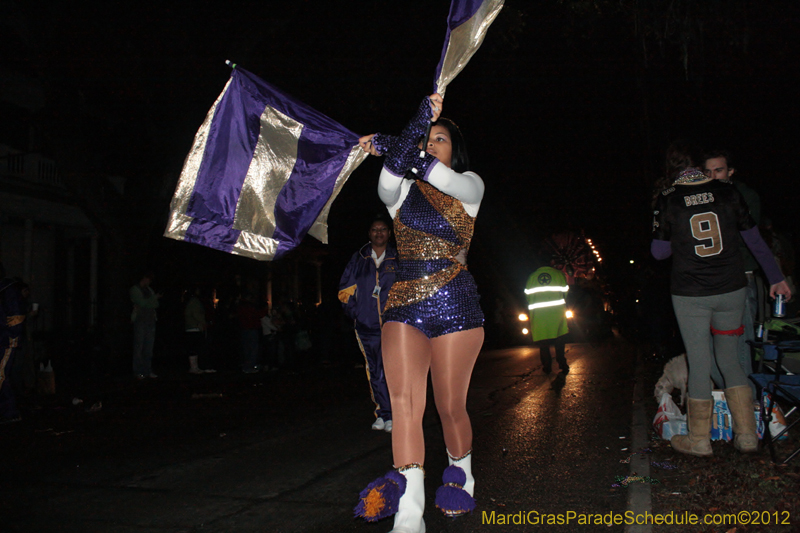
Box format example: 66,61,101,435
725,386,758,453
671,398,713,457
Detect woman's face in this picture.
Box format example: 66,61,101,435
423,125,452,168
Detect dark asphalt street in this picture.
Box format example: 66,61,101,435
1,334,640,532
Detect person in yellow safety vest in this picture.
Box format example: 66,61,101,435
525,266,570,374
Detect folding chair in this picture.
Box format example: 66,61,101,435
748,336,800,465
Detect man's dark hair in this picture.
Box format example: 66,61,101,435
703,149,734,169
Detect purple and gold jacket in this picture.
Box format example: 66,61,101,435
338,243,398,332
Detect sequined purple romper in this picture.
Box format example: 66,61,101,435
382,180,484,338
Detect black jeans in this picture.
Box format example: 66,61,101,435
537,336,567,371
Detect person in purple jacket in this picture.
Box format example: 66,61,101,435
651,140,792,458
339,216,397,433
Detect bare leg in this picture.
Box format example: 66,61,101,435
382,322,432,467
430,328,484,457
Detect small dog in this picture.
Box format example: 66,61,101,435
654,353,688,406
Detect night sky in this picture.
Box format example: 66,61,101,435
4,0,799,302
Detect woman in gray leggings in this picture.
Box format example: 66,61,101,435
651,141,791,457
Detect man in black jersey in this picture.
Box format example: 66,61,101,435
704,150,762,393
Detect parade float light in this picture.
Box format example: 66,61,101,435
522,327,529,335
565,310,574,319
518,313,528,322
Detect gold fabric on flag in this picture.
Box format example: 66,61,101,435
233,105,302,239
307,146,368,243
164,79,232,242
232,229,280,261
436,0,505,98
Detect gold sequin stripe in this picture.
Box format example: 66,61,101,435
417,181,475,250
384,262,466,311
392,216,462,261
385,209,466,310
395,463,425,474
447,449,472,462
384,181,474,310
354,331,381,416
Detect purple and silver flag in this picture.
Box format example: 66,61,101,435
434,0,505,97
164,67,367,261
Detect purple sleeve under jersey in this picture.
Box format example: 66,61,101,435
651,239,672,260
740,226,784,285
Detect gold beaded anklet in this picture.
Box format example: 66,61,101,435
446,449,472,462
395,463,425,474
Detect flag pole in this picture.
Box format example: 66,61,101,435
420,94,437,158
420,120,433,159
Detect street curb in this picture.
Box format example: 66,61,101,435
625,349,652,533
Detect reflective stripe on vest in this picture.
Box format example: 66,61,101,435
528,299,567,310
524,285,569,295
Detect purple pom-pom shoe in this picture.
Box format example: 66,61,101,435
354,470,407,522
435,465,476,517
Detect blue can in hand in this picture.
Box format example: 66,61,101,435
773,294,786,318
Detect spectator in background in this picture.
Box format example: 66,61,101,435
704,150,761,390
0,263,25,424
260,310,278,371
237,293,267,373
761,218,797,316
13,282,38,397
274,301,298,371
338,216,397,432
185,285,215,374
525,265,570,374
130,272,161,379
